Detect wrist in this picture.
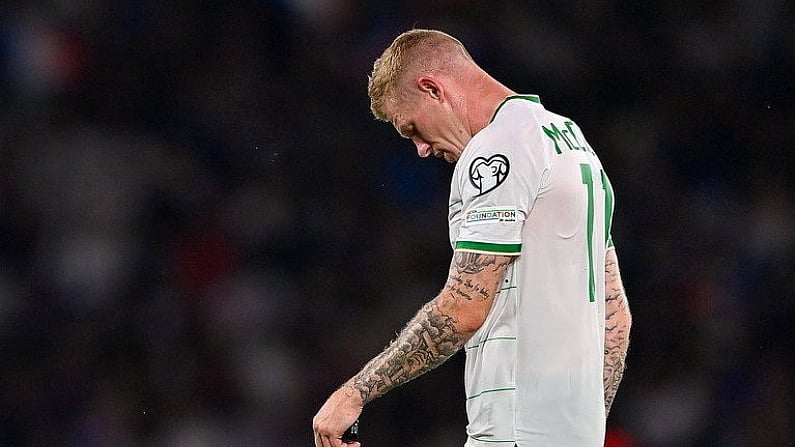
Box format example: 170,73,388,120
340,380,367,407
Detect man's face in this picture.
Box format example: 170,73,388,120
386,87,466,163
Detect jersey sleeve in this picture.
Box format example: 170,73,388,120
455,112,550,255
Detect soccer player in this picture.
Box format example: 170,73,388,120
313,29,632,447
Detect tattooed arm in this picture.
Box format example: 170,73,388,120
312,251,513,447
603,247,632,418
348,251,512,403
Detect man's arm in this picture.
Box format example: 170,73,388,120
603,247,632,417
312,251,512,447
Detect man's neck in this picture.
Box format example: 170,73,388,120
467,75,515,135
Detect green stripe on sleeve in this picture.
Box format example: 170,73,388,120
467,435,516,444
455,241,521,254
466,387,516,400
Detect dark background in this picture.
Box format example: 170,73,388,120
1,1,793,446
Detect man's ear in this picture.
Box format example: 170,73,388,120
417,77,442,100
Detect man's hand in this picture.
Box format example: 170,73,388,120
313,384,363,447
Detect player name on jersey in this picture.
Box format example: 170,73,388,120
542,120,594,155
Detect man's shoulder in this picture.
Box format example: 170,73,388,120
472,101,545,153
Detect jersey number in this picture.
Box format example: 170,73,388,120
580,164,614,302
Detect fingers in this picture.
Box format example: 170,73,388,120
313,431,328,447
314,431,343,447
320,432,360,447
313,422,344,447
313,424,334,447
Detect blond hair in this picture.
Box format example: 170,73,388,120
367,29,473,121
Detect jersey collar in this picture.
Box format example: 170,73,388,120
489,94,542,123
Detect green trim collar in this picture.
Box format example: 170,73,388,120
490,94,541,123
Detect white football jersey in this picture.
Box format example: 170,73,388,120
448,95,615,447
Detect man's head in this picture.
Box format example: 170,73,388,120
368,29,472,122
368,29,512,163
367,29,480,163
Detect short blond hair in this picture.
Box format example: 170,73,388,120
367,29,473,121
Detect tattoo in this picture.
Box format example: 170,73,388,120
348,252,511,405
350,300,465,404
446,275,490,301
446,252,510,301
603,252,631,417
452,251,505,274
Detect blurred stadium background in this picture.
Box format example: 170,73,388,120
0,1,793,446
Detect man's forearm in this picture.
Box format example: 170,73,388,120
346,296,468,404
346,252,509,405
603,338,628,416
603,250,631,417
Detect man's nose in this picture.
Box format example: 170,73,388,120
414,139,431,158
